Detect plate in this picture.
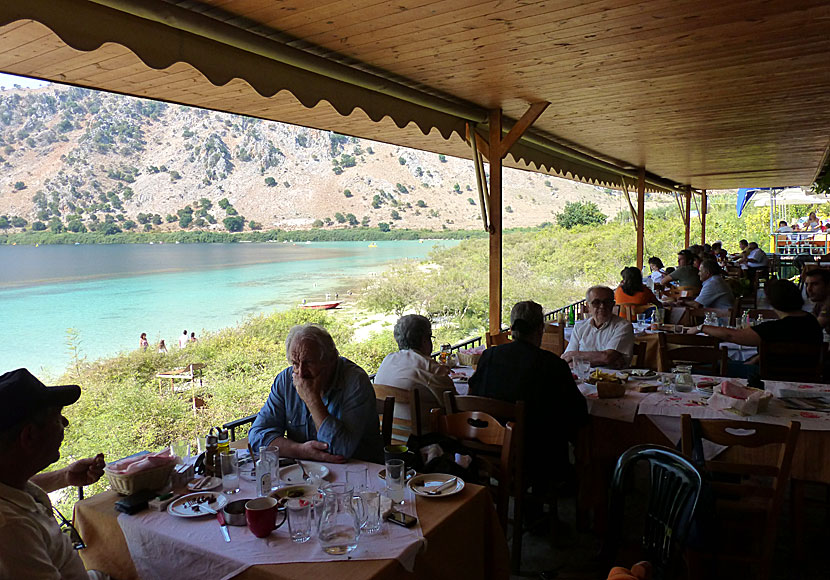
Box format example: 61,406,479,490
627,369,657,379
271,485,322,508
167,492,228,518
408,473,465,498
187,476,221,491
278,461,330,484
377,468,417,481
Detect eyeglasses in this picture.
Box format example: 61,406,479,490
589,299,615,308
53,507,86,550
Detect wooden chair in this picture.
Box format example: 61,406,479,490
681,415,800,580
376,395,394,447
686,306,736,327
540,322,566,356
486,330,511,347
430,406,524,572
759,341,824,382
630,340,648,369
618,303,653,322
372,384,422,444
656,332,728,375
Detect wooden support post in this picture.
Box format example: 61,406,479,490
636,167,646,270
684,185,692,248
488,110,503,336
483,102,549,335
700,190,707,245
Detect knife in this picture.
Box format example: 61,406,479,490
216,511,231,542
429,477,458,495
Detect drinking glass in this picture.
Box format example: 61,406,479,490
287,499,313,543
659,373,674,395
220,450,240,494
170,439,190,461
346,466,369,492
573,357,590,382
359,490,383,534
385,459,405,504
637,313,647,330
261,447,280,491
195,436,207,455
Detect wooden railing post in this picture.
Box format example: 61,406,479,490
684,185,692,248
636,167,646,270
700,190,707,245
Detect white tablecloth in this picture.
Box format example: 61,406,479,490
118,461,424,580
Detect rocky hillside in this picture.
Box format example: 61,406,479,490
0,84,669,233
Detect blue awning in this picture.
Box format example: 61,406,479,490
736,188,770,217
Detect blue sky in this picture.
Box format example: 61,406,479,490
0,72,49,90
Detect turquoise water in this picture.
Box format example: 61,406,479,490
0,241,455,378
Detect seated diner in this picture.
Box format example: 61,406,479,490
562,286,634,369
614,267,661,307
679,260,734,310
659,249,701,289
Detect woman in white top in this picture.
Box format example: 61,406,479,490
647,256,666,284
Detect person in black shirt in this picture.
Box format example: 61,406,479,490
469,301,588,494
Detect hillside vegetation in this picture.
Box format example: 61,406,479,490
0,84,671,237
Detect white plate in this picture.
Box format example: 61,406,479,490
187,476,222,491
377,468,417,481
408,473,465,498
167,492,228,518
278,461,330,484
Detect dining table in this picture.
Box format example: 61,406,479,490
73,459,509,580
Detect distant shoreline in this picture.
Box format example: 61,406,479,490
0,224,553,246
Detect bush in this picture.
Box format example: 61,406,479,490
555,201,607,229
378,222,390,232
13,181,25,190
223,216,245,232
344,189,352,198
264,177,276,187
32,221,46,231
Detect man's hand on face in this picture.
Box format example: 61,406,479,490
299,440,345,463
65,453,106,487
293,373,324,407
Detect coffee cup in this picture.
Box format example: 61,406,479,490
384,444,415,468
245,496,278,538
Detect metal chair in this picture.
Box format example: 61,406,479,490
601,445,702,580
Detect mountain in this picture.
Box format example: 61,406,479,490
0,84,669,234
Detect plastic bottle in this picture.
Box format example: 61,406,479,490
256,446,272,497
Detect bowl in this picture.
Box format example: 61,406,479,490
222,498,253,526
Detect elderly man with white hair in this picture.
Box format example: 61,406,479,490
561,285,634,369
374,314,456,429
249,324,383,463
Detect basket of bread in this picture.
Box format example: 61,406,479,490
707,380,772,416
586,369,627,399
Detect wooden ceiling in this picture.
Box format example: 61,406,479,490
1,0,829,190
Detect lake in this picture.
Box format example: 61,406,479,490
0,240,455,378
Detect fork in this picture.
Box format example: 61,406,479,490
296,460,310,481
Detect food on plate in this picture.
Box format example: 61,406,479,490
589,369,624,384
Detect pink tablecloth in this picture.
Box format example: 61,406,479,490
118,461,424,580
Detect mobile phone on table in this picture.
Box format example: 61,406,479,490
387,509,418,528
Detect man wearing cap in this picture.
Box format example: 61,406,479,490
469,301,588,495
0,368,107,580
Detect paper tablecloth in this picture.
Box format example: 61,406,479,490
118,461,425,580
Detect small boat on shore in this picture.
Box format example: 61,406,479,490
300,300,342,310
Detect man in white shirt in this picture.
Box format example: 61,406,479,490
0,368,107,580
179,329,189,348
745,242,769,269
561,286,635,368
374,315,456,429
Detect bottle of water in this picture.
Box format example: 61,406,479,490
256,446,272,497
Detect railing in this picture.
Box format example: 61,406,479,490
223,299,586,440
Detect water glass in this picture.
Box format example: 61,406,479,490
170,439,191,461
659,373,674,395
220,450,240,494
385,459,405,504
195,436,207,455
637,313,647,330
359,490,383,534
261,447,280,491
573,357,590,382
346,466,369,492
287,499,313,543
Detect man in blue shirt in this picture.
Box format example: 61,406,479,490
687,260,734,310
249,324,383,463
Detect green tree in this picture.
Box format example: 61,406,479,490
335,212,346,223
32,221,47,231
416,200,427,208
223,216,245,232
264,177,277,187
344,189,353,198
390,210,401,220
0,216,8,229
398,157,406,165
555,201,607,229
438,154,447,163
312,219,324,228
48,217,64,233
13,181,25,190
378,222,390,232
467,198,476,205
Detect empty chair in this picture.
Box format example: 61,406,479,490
681,415,800,580
540,322,566,356
657,332,728,375
372,383,422,444
601,445,702,580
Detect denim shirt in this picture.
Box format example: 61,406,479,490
248,357,383,463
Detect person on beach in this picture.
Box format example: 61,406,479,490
158,340,168,354
178,330,189,349
0,368,108,580
248,324,382,463
189,332,197,343
139,333,149,351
